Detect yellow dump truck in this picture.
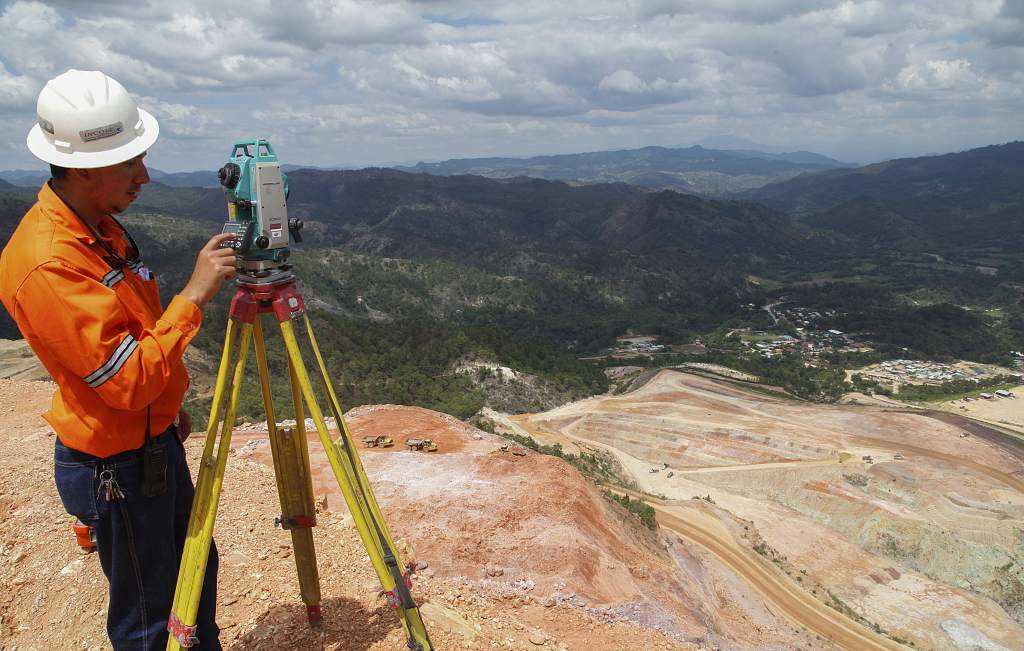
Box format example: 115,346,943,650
405,438,438,452
362,435,394,448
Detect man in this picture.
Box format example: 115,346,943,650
0,69,236,649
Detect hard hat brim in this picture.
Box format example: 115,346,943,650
26,108,160,169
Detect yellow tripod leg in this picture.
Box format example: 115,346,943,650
166,317,236,647
167,320,253,650
303,315,401,551
252,316,323,624
280,317,433,651
301,315,432,649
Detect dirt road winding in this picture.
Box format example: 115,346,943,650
611,488,907,651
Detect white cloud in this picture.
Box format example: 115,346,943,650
896,58,981,91
0,62,36,111
0,0,1019,169
598,70,648,94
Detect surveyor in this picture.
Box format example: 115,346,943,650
0,70,236,649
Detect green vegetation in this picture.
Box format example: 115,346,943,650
774,283,1023,365
185,307,607,426
484,427,622,483
603,491,657,530
698,351,848,401
1,147,1021,421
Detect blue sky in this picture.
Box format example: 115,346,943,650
0,0,1021,171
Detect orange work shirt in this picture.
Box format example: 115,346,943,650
0,182,201,457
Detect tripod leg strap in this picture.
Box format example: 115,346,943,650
167,612,197,648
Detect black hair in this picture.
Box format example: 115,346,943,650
50,164,69,180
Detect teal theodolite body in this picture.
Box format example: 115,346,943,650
217,138,302,277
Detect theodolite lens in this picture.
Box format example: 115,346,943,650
218,163,241,189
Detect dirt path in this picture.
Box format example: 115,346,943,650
523,419,902,648
508,412,585,455
672,457,843,475
556,429,906,648
611,488,907,651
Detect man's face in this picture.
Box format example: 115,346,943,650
85,153,150,215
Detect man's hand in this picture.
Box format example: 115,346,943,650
177,410,192,443
180,233,238,307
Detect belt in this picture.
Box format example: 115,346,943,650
56,424,178,464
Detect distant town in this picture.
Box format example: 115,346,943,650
734,327,871,362
853,359,1022,390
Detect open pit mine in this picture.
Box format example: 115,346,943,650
509,370,1024,650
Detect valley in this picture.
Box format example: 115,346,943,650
0,140,1021,649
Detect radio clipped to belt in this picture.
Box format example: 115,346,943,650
142,406,167,498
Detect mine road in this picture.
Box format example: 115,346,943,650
608,487,907,651
670,457,842,475
514,370,1023,648
916,409,1024,463
850,433,1024,493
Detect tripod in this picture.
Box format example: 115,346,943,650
165,273,433,650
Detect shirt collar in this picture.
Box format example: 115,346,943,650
37,181,116,246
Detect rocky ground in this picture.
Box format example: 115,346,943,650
0,377,819,650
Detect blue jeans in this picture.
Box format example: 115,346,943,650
55,428,221,650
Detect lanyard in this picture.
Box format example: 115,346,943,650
82,213,143,272
49,181,143,272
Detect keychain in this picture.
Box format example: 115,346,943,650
98,466,125,502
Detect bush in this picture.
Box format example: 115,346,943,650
604,491,657,530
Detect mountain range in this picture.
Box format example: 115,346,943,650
0,167,221,189
1,144,848,195
742,141,1024,257
394,145,848,195
0,141,1019,368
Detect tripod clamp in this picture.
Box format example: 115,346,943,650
275,514,317,530
229,274,305,324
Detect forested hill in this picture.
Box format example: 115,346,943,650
280,169,822,261
84,168,824,262
0,169,824,363
396,145,847,195
741,141,1024,254
0,169,826,296
0,146,1020,416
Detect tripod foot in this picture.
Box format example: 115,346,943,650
306,603,323,626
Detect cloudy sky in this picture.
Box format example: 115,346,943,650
0,0,1021,171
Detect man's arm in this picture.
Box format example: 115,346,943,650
15,233,237,412
17,261,200,411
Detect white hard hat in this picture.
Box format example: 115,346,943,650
26,69,159,169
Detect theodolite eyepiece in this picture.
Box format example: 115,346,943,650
218,162,240,189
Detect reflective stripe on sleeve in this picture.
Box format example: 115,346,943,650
101,269,124,287
82,334,138,388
